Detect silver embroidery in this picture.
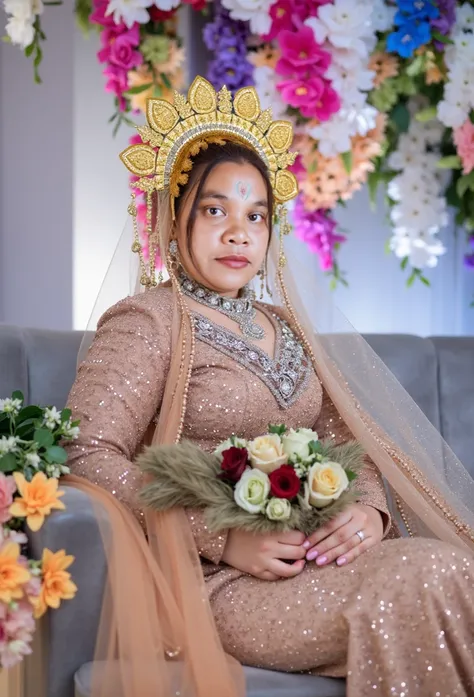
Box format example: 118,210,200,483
193,310,311,409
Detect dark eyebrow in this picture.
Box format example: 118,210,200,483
200,191,268,208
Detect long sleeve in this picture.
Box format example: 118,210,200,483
314,387,392,537
186,509,228,565
64,289,173,527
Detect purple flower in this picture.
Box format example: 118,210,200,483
204,1,254,93
464,254,474,270
430,0,456,51
293,197,346,272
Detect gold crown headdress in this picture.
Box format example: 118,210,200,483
119,75,299,286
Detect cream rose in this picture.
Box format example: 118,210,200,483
247,434,287,474
265,497,292,521
234,468,270,513
282,428,319,460
307,461,349,508
214,436,247,459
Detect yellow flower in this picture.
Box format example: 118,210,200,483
0,542,31,604
306,461,349,508
248,434,287,474
9,472,65,532
32,549,77,619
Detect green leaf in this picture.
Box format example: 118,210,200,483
60,408,72,423
456,171,474,198
108,112,118,123
2,35,12,43
160,72,172,90
406,54,425,77
420,275,431,287
16,406,42,424
25,43,35,57
367,172,380,211
346,469,357,482
123,82,153,96
414,105,438,123
390,102,410,132
401,256,409,270
340,150,353,175
432,30,453,45
309,440,322,455
437,155,462,169
0,453,17,473
406,271,416,288
12,391,24,403
45,446,68,464
34,428,54,449
329,277,337,291
268,424,286,436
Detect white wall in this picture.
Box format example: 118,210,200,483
1,5,474,335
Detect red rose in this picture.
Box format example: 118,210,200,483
219,447,249,483
269,465,301,499
148,7,176,22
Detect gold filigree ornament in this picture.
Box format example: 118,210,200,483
119,76,299,287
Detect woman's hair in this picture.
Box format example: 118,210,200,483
174,141,274,257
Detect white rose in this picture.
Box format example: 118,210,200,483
307,461,349,508
214,436,247,459
265,498,292,521
234,469,270,514
282,428,319,460
247,434,287,474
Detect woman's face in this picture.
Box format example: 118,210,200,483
175,161,270,297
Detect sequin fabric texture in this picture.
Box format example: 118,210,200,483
65,287,474,697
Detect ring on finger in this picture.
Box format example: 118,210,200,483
355,529,365,543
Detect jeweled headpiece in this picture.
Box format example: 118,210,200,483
119,76,299,286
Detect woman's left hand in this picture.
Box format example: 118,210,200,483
303,503,384,567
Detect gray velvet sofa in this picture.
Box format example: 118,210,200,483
1,324,473,697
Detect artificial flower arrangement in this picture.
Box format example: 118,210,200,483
138,424,363,534
4,0,474,292
0,393,78,669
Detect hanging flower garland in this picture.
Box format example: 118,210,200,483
4,0,474,293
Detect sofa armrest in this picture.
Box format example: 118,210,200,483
27,486,108,697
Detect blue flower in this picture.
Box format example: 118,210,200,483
395,0,440,22
387,20,432,57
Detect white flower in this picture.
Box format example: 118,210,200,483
253,66,288,121
437,99,469,129
43,406,61,430
62,421,80,440
105,0,162,29
306,461,349,508
390,233,446,270
247,434,287,474
265,498,292,521
214,436,247,458
309,117,353,157
5,14,34,47
369,0,396,33
25,453,41,468
234,468,270,514
0,436,20,455
282,428,318,461
0,398,22,416
455,3,474,32
306,0,372,56
46,464,61,479
4,0,43,19
221,0,277,35
325,61,375,96
60,465,70,475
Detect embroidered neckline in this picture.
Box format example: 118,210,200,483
192,306,311,409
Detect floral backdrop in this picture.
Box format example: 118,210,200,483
3,0,474,293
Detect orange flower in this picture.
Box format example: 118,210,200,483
32,549,77,619
127,65,175,113
0,542,31,604
154,40,185,75
9,472,65,532
368,52,399,87
248,45,280,69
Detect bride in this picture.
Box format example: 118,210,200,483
63,77,474,697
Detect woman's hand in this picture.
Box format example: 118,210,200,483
222,528,307,581
304,504,384,567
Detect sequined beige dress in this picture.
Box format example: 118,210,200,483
66,287,474,697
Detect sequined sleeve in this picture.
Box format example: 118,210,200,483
314,387,392,537
64,290,173,526
185,509,228,565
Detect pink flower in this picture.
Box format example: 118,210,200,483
109,34,143,71
294,198,346,271
289,153,307,179
277,76,340,120
276,27,331,76
262,0,298,41
182,0,207,9
0,600,35,669
90,0,117,28
98,24,140,64
454,119,474,175
0,474,16,524
103,64,129,111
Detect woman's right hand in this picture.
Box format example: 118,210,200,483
221,528,307,581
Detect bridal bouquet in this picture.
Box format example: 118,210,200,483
139,425,364,535
0,392,78,669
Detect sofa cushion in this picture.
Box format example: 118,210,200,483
0,325,29,401
74,661,346,697
431,337,474,477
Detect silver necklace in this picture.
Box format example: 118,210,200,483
179,272,266,340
